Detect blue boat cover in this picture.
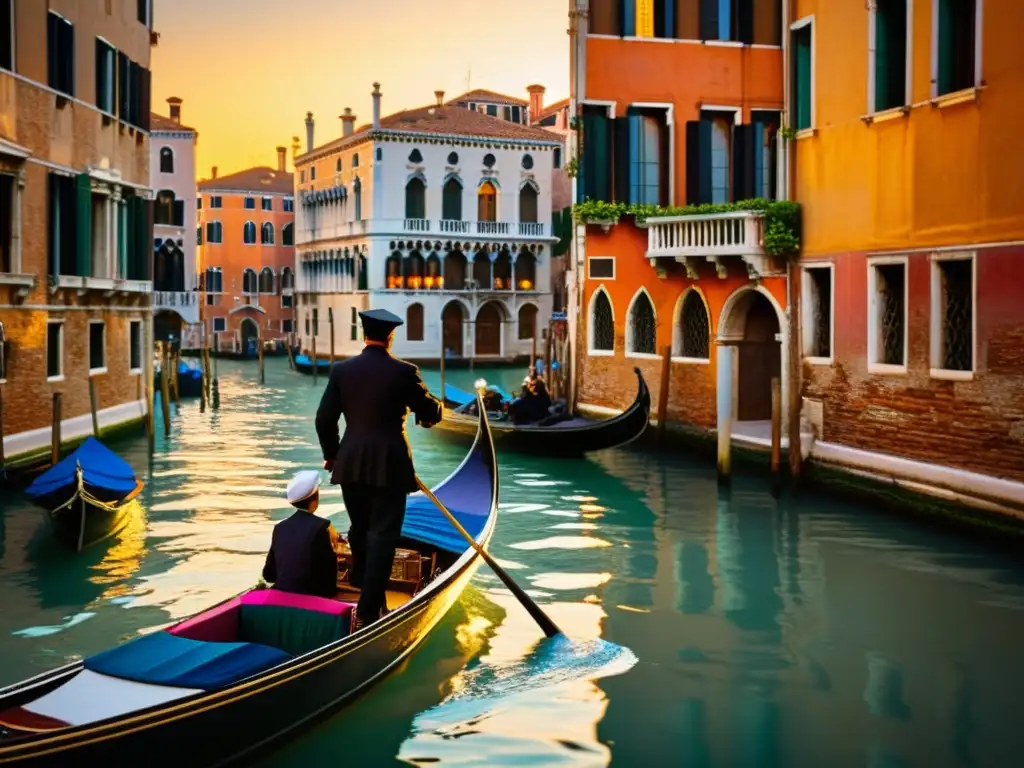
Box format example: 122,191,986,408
295,354,331,368
177,360,201,379
25,437,139,500
401,436,493,554
84,631,291,690
444,383,511,404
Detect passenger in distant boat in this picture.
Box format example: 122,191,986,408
483,387,504,413
528,378,553,422
316,309,443,633
261,470,340,599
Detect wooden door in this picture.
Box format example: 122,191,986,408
474,302,502,356
442,303,463,357
737,296,780,421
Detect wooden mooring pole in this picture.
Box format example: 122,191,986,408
788,266,804,492
0,387,6,470
286,340,295,371
257,334,265,385
170,345,180,404
212,333,220,410
439,331,446,403
312,335,319,384
770,375,782,497
89,378,100,437
716,344,735,486
328,308,336,366
51,392,62,465
656,344,671,444
159,343,172,435
543,326,552,384
531,333,538,378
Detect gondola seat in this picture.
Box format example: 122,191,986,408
83,631,291,691
169,590,355,657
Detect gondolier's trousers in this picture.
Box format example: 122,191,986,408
341,483,407,620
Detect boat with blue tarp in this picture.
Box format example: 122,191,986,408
293,354,334,375
154,358,203,398
23,437,143,552
0,392,498,767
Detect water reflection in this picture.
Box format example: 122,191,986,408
0,359,1023,767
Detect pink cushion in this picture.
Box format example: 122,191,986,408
240,589,353,617
169,597,242,642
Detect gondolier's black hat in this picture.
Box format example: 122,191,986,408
359,308,403,341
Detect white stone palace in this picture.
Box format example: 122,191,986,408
292,84,561,362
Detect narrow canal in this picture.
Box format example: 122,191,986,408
1,357,1022,766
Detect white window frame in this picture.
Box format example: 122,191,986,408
587,286,615,357
159,145,174,173
88,319,107,375
930,0,984,100
790,16,816,136
281,294,292,309
46,319,64,382
243,220,256,246
625,287,660,360
929,251,976,381
671,287,712,365
629,102,676,203
867,2,914,114
212,317,227,333
867,255,909,375
802,262,835,365
587,256,616,281
210,196,222,209
2,0,15,73
128,319,143,374
0,168,23,275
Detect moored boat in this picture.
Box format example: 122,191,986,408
153,359,203,398
0,395,498,766
293,354,334,375
433,368,651,456
23,438,143,552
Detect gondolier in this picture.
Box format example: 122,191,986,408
315,308,444,631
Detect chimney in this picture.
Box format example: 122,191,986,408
526,84,546,123
211,166,218,179
305,112,315,153
340,108,356,138
276,146,287,172
291,136,301,162
372,83,381,130
167,96,182,123
434,90,445,107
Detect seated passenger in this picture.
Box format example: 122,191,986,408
262,470,340,599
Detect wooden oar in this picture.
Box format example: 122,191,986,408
415,475,562,639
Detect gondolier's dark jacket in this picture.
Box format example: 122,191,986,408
315,345,443,493
262,512,337,598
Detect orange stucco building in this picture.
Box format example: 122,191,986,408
196,152,295,356
569,0,793,434
791,0,1024,496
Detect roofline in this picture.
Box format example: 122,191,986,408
197,187,295,196
295,127,561,165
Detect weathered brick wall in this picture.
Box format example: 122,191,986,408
803,248,1024,483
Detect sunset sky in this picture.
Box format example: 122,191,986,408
151,0,570,179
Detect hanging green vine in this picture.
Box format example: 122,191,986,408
572,197,802,259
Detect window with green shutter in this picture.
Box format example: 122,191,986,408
936,0,976,96
874,0,908,112
581,107,612,203
791,23,812,131
75,173,92,278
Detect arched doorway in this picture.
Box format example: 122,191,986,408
441,301,465,357
737,293,781,421
153,310,182,344
475,301,504,357
240,317,260,358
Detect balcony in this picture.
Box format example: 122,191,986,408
51,275,152,296
375,219,548,239
644,211,771,280
154,290,200,323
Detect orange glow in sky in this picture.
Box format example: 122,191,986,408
151,0,569,179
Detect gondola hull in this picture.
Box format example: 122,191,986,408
433,368,651,456
293,354,333,376
47,497,133,552
0,397,498,766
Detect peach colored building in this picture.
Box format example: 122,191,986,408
1,0,155,468
196,153,295,356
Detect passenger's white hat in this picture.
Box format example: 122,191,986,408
286,470,321,505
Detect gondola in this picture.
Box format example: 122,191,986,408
293,354,334,375
0,393,498,767
22,437,143,553
433,368,650,456
153,359,203,398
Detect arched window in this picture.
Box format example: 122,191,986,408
336,158,342,172
521,154,533,170
159,147,174,173
405,176,426,219
259,267,275,294
243,221,257,245
282,222,294,247
352,153,360,168
447,151,459,165
206,221,223,244
590,290,614,353
518,304,537,340
483,153,496,169
515,250,536,291
478,181,497,222
386,252,403,289
261,222,275,245
357,253,368,290
375,148,382,162
519,183,538,223
280,266,294,291
409,149,423,163
442,177,462,220
204,267,223,293
675,291,711,360
353,177,362,220
406,303,424,341
155,190,182,226
242,268,258,294
628,291,656,355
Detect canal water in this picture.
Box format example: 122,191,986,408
1,357,1023,766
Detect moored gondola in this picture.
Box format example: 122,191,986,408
154,359,203,398
23,437,143,552
293,354,334,375
0,393,498,767
433,368,650,456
